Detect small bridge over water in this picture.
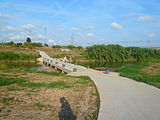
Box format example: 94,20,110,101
38,51,87,74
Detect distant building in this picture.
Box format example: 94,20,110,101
61,48,70,52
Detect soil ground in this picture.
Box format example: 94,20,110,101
0,64,98,120
0,45,38,55
37,47,84,58
142,63,160,75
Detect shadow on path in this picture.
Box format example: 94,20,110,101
59,97,77,120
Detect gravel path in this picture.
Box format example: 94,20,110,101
69,69,160,120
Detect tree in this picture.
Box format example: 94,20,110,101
26,37,31,42
44,43,48,47
52,45,62,48
7,41,14,45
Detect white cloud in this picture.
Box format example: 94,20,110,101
2,32,47,42
10,35,23,40
77,32,84,38
0,13,10,19
87,33,94,37
147,33,156,38
71,27,80,31
2,24,36,32
8,33,26,41
21,24,36,29
138,16,154,22
111,22,122,30
33,34,45,39
48,39,55,43
84,26,94,30
4,26,17,31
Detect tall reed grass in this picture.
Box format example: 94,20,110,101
0,51,39,60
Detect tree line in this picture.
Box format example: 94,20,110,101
0,37,49,48
86,45,160,62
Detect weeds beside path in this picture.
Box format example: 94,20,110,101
117,61,160,88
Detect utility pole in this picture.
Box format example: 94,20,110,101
70,33,75,45
147,40,151,48
44,26,47,43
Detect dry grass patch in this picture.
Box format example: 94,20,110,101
142,63,160,75
0,69,98,120
37,47,84,58
0,45,38,55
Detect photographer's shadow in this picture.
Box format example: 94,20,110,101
59,97,77,120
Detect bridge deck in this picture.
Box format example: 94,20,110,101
38,51,87,73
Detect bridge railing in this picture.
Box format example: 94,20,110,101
39,50,87,73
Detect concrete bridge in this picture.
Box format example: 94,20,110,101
38,51,87,74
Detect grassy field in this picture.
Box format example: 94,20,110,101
0,52,99,120
117,61,160,88
0,45,90,63
0,45,38,55
0,51,39,61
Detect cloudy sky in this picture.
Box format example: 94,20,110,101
0,0,160,46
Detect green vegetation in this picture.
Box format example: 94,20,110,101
117,62,160,88
0,97,21,104
0,41,43,48
34,102,52,110
52,53,69,59
52,45,84,50
86,78,100,120
0,69,70,89
7,88,26,91
24,69,65,76
26,37,31,43
86,44,160,62
0,62,39,70
23,42,43,48
44,43,48,47
0,45,99,119
0,51,39,60
0,67,92,89
52,45,62,48
0,77,26,86
21,81,72,89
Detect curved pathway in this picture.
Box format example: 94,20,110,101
69,69,160,120
38,51,160,120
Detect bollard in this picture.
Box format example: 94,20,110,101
62,64,65,67
105,69,110,74
73,68,77,72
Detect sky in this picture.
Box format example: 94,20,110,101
0,0,160,47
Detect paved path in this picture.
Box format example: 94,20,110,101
69,69,160,120
39,51,160,120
